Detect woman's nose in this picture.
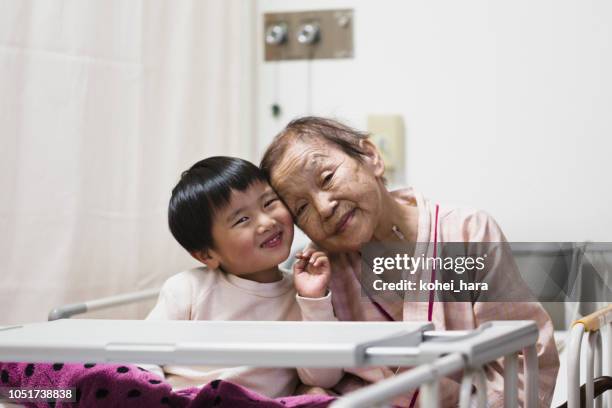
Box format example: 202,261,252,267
312,192,338,220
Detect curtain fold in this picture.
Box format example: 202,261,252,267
0,0,254,324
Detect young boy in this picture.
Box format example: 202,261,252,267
146,157,343,397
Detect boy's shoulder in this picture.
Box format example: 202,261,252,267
160,266,222,295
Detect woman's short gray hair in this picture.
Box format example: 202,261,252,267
260,116,371,179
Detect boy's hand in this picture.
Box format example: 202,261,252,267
293,249,331,298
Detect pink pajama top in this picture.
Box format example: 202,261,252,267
326,187,559,407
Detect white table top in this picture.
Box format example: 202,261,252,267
0,319,433,367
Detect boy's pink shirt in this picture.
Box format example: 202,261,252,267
327,187,559,407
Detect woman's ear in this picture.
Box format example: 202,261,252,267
359,139,385,178
191,248,221,270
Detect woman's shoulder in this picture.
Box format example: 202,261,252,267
439,206,506,242
392,187,507,242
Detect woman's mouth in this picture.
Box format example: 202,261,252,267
260,231,283,248
335,209,356,234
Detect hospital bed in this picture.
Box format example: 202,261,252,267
565,304,612,408
44,285,543,407
6,242,611,407
1,319,538,408
5,295,612,407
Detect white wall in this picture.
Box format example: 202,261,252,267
255,0,612,242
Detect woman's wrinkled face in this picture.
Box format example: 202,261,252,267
269,138,384,253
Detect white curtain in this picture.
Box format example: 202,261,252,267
0,0,255,325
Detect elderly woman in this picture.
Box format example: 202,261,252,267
260,116,559,407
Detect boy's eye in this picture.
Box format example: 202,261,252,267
233,216,249,226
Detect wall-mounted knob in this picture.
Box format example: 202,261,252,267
297,22,320,45
335,13,351,28
265,23,288,45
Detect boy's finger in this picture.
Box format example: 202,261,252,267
314,256,329,267
293,258,307,272
311,251,328,262
302,248,316,259
310,252,326,265
315,256,331,268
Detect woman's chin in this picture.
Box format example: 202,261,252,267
312,219,374,253
324,234,369,253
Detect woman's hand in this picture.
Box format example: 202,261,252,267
293,248,331,298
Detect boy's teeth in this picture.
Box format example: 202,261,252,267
263,233,280,247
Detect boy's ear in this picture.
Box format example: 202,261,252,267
359,139,385,178
191,248,221,270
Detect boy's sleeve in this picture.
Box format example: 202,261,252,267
295,292,344,389
140,274,193,378
136,363,166,379
146,274,191,321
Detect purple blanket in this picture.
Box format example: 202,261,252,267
0,362,334,407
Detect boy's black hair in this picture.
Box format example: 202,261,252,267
168,156,267,253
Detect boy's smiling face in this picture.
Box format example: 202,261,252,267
200,181,294,282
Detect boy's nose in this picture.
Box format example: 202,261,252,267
257,214,277,234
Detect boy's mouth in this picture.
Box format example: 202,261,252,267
260,231,283,248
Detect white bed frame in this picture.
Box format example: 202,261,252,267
566,305,612,408
0,319,539,408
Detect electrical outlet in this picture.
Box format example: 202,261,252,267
264,9,354,61
367,115,405,183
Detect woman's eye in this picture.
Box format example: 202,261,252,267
233,216,249,226
323,172,334,185
264,198,278,207
295,203,307,217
